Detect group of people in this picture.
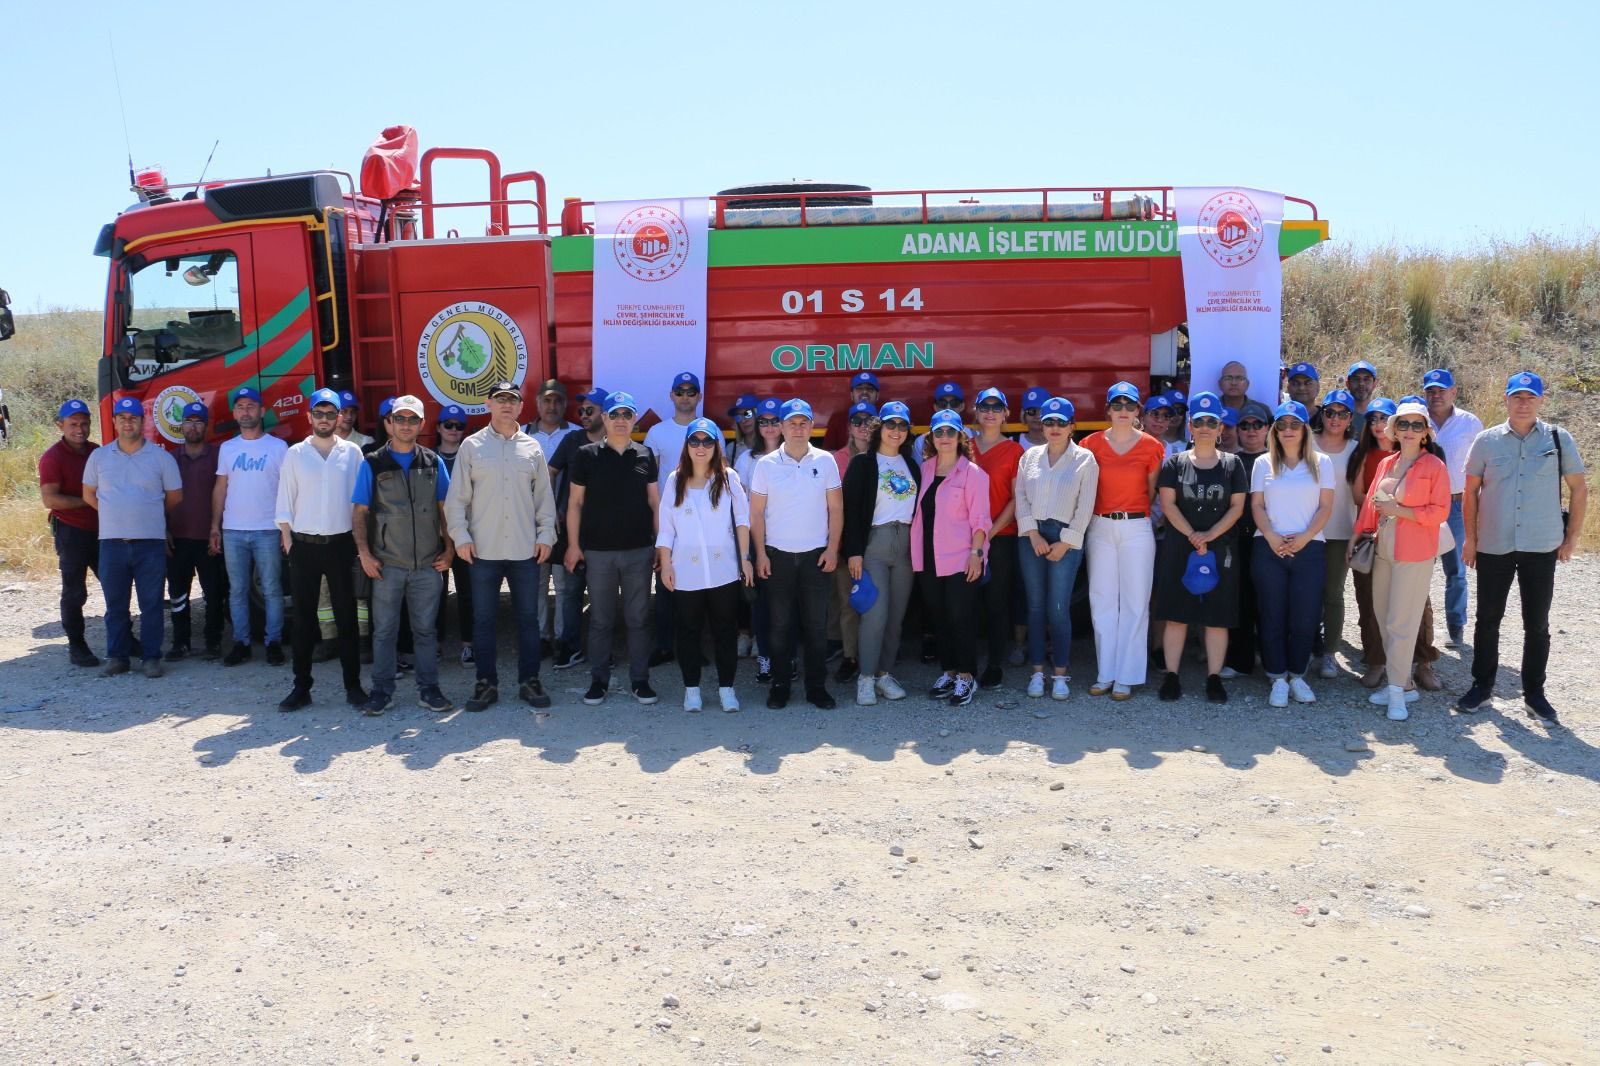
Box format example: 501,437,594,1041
38,359,1586,724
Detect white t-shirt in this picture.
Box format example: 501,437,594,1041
1319,439,1357,540
1250,452,1336,541
751,445,841,552
734,447,765,490
871,453,918,526
643,419,693,493
216,434,289,531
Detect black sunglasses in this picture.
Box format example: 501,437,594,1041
849,415,874,427
934,397,963,409
390,414,422,425
606,409,635,420
733,409,755,419
309,409,339,420
441,421,467,431
672,388,700,397
976,402,1006,413
1322,407,1353,419
1238,420,1266,431
687,435,718,448
1107,399,1140,411
577,405,598,416
1191,416,1221,428
930,427,961,438
756,416,780,427
1393,419,1428,433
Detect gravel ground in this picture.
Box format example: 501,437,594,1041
2,561,1598,1065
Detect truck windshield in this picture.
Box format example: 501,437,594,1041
123,250,242,381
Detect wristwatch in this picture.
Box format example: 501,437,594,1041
970,548,983,556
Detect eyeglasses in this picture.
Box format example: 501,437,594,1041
687,435,717,448
930,427,961,439
577,406,598,417
1238,420,1267,431
1021,408,1041,417
976,403,1006,414
390,414,422,425
880,420,909,432
756,417,780,427
441,421,466,431
672,388,700,398
1322,407,1352,420
1393,419,1428,433
934,397,963,409
849,416,875,427
606,409,635,420
1107,399,1139,411
1190,416,1221,428
309,410,338,420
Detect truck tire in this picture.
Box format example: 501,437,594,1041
716,182,873,211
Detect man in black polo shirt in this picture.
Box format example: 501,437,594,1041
566,391,661,705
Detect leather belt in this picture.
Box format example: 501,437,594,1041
1096,511,1148,520
292,531,348,544
1451,493,1463,502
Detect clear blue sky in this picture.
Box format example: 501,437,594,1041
3,0,1594,313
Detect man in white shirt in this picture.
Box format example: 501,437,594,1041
750,399,843,709
1423,367,1483,647
336,391,373,449
642,370,703,665
273,388,367,711
211,385,290,667
524,378,580,656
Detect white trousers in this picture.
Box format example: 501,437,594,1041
1086,516,1156,686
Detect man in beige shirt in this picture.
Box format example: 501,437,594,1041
443,380,558,711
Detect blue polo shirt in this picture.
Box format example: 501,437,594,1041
81,440,182,539
351,447,451,506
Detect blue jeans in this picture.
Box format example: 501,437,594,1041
371,564,442,696
223,529,284,644
1440,497,1467,631
100,538,167,661
1252,539,1326,677
470,556,542,685
1016,520,1084,671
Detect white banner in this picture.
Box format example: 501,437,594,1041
590,197,709,419
1176,187,1285,410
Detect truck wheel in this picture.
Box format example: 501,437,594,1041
716,182,873,211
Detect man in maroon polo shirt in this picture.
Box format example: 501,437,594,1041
38,398,102,667
168,400,226,660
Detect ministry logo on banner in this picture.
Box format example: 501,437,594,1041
592,198,710,420
1176,188,1285,411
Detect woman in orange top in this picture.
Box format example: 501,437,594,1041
1080,381,1167,698
972,387,1026,688
1350,400,1451,721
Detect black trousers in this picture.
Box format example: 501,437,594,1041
920,568,980,675
51,518,99,647
168,536,224,649
673,581,741,687
1471,549,1557,696
289,534,361,692
980,534,1018,667
436,554,474,642
1225,535,1260,674
766,547,831,692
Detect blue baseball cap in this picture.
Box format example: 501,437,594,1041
1365,397,1398,418
1423,368,1455,390
1220,406,1239,427
181,400,210,421
684,417,721,441
338,390,359,409
1346,360,1378,378
111,397,143,417
671,371,701,392
579,388,609,407
877,400,912,424
1039,397,1075,423
1145,394,1176,413
848,567,879,614
1187,391,1223,419
1165,389,1187,406
934,381,964,401
850,371,880,391
605,391,639,415
1021,386,1050,411
780,398,814,422
1106,381,1141,404
57,398,90,419
309,388,341,410
1273,400,1311,424
727,393,760,417
1287,361,1320,381
755,398,782,419
1506,371,1544,397
1183,550,1220,597
1321,389,1357,411
1398,394,1425,407
975,386,1007,407
231,385,263,406
439,404,468,424
377,397,395,418
928,409,964,432
848,401,877,420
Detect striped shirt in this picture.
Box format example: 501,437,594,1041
1014,442,1100,548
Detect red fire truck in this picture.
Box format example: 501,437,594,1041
94,128,1328,444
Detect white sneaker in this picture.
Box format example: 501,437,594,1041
1269,677,1290,707
1218,666,1239,680
856,676,878,705
1318,654,1337,679
1289,676,1317,704
1027,671,1046,698
718,686,740,713
1369,686,1419,705
1051,675,1071,701
683,686,702,712
1386,685,1410,720
875,674,907,701
736,633,753,658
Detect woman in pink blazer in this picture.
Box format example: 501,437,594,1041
911,409,993,706
1350,400,1452,721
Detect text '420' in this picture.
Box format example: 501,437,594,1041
779,288,926,314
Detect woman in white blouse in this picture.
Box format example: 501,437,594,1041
1013,397,1099,700
657,417,754,712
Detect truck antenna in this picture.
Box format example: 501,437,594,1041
108,33,135,189
195,139,221,188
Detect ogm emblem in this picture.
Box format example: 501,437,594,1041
152,384,201,443
613,205,691,282
416,302,528,415
1196,192,1265,268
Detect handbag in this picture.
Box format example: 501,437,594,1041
1349,533,1377,574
